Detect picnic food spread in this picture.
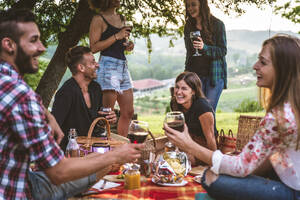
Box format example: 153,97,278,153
152,151,191,184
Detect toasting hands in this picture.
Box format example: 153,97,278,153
193,37,204,50
111,143,145,164
164,123,194,152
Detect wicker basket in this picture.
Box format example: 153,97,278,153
76,117,126,155
236,115,262,151
218,129,236,154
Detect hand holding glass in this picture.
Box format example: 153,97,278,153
164,111,185,151
164,111,185,132
190,31,202,56
124,21,133,46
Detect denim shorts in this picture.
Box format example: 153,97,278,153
201,169,300,200
97,55,133,93
28,170,97,200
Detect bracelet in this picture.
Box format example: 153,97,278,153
114,34,118,41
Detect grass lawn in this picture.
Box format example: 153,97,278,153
139,112,264,138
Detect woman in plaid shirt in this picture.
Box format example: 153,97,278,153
184,0,227,112
0,8,143,200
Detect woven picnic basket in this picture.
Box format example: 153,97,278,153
76,117,126,156
140,131,158,161
236,115,262,151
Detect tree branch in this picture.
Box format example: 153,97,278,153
35,0,94,108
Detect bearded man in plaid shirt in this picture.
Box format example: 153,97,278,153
0,8,143,200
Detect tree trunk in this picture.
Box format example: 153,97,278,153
35,0,94,108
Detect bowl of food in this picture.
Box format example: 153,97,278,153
152,151,191,185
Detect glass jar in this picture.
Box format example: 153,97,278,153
66,128,80,157
165,141,176,152
124,169,140,190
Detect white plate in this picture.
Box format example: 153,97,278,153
193,175,202,184
152,178,188,186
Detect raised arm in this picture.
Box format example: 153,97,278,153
45,143,143,185
89,15,129,53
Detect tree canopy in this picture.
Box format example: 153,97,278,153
0,0,298,107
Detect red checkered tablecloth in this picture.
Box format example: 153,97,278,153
88,176,206,200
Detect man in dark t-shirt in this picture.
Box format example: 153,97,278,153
52,46,116,151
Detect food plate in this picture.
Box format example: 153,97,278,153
193,175,202,184
152,177,188,186
103,175,125,182
188,165,207,176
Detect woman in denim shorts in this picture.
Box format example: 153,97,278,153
89,0,134,137
164,34,300,200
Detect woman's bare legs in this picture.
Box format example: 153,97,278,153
117,89,134,137
102,89,134,137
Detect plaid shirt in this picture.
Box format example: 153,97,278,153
184,16,227,89
0,61,64,199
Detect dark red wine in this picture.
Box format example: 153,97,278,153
128,132,148,143
167,121,184,132
190,37,200,43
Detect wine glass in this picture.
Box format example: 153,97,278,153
128,120,149,144
128,120,149,168
190,31,202,56
164,111,185,151
123,21,133,46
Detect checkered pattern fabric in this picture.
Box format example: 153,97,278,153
0,61,64,199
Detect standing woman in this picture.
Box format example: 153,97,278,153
171,72,217,152
184,0,227,111
165,35,300,200
89,0,134,137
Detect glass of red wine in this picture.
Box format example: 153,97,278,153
123,21,133,46
128,120,149,144
164,111,185,151
190,31,202,56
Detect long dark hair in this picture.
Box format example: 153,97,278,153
184,0,214,45
171,72,206,111
88,0,114,12
262,34,300,149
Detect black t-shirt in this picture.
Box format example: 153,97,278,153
52,78,103,151
184,98,217,138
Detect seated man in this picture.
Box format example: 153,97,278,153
0,8,143,200
52,45,117,151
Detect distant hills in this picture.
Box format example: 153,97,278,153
44,29,299,61
130,29,299,57
43,30,299,84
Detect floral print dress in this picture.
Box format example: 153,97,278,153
211,102,300,190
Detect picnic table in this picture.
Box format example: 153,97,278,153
71,175,206,200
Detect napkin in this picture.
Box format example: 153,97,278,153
81,179,121,196
92,179,121,191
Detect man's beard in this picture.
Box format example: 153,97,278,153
15,46,38,75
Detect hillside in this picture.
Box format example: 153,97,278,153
43,30,299,87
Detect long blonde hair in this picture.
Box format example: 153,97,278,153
260,34,300,149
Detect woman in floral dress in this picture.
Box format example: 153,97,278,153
164,34,300,200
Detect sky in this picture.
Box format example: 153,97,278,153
211,3,299,33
